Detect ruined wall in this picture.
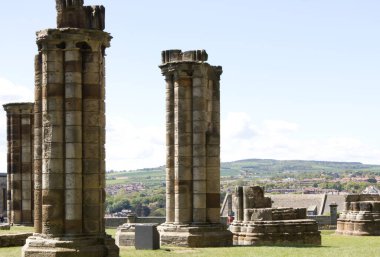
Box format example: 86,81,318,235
230,186,321,246
55,0,105,30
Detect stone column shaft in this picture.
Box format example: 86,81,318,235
82,48,103,235
206,76,221,223
21,109,33,223
174,74,193,224
10,113,21,224
64,46,83,234
192,72,207,224
6,114,11,221
165,75,175,223
34,53,43,233
41,45,65,235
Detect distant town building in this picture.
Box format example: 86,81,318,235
361,185,380,195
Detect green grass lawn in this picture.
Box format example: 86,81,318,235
1,230,379,257
0,225,34,235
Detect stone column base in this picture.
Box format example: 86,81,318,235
115,223,137,246
22,234,119,257
230,219,321,246
336,219,380,236
157,223,233,247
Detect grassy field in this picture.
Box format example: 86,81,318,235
0,230,379,257
0,225,34,235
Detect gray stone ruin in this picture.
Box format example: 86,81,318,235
230,186,321,245
336,194,380,236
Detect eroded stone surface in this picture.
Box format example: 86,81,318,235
159,223,233,247
22,234,118,257
56,0,105,30
0,233,32,247
336,194,380,236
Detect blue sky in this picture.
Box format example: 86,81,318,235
0,0,380,170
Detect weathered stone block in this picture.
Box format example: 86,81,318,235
65,142,82,158
193,194,207,208
193,166,206,180
65,112,81,126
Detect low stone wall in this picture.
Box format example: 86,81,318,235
308,215,336,229
0,224,10,230
105,218,128,228
135,217,165,224
105,217,165,228
0,233,33,247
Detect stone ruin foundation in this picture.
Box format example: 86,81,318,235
230,186,321,245
22,1,119,256
336,194,380,236
3,103,34,226
156,49,233,247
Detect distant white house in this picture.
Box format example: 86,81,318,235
362,185,380,195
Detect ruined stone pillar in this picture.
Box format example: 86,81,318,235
22,1,118,256
3,103,34,226
329,202,338,226
234,186,244,222
157,49,232,247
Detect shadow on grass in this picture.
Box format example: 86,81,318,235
147,243,332,252
234,244,332,249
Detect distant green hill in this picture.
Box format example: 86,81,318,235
106,159,380,185
221,159,380,178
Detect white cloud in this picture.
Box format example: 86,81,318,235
221,112,380,165
0,77,33,103
106,116,165,171
0,78,34,173
1,78,378,172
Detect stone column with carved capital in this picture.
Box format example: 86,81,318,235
22,1,118,256
3,103,34,226
157,49,232,247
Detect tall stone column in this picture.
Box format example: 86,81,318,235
22,1,118,256
158,49,232,247
3,103,34,226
